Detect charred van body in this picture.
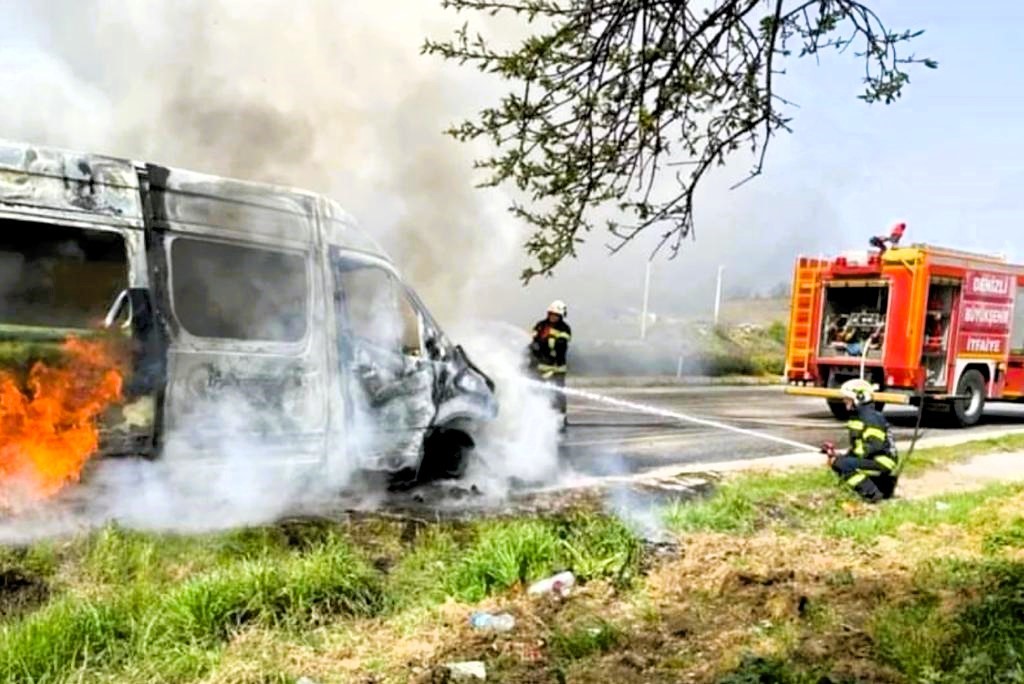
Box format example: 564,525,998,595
0,139,497,485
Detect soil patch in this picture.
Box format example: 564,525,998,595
898,451,1024,499
0,567,49,620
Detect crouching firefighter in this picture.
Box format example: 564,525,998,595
822,379,900,503
528,300,572,428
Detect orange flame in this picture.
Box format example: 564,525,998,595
0,337,125,505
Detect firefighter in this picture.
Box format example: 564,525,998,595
822,378,899,502
529,300,572,426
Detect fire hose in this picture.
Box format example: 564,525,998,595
854,327,925,475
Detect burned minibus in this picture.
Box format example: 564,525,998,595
0,139,497,487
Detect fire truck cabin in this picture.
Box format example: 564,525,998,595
785,234,1024,427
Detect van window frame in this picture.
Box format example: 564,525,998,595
0,215,135,334
164,233,313,349
329,252,427,361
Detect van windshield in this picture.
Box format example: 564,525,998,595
0,220,128,334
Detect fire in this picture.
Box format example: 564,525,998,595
0,337,126,505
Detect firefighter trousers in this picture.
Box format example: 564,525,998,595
832,455,897,503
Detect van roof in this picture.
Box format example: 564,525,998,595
0,138,390,261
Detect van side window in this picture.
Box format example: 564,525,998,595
336,266,395,346
0,219,127,330
170,238,307,342
334,262,421,356
397,290,422,355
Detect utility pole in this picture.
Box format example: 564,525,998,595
713,265,725,326
640,259,652,339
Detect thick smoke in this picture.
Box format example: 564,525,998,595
453,322,564,496
2,0,528,323
1,0,846,325
0,0,846,538
0,2,570,539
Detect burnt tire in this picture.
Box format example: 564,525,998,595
826,400,849,421
947,369,986,428
417,428,474,482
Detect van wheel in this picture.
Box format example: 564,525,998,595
417,428,474,482
826,400,848,420
947,369,986,428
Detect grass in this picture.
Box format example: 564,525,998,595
649,433,1024,681
822,483,1020,543
700,350,784,377
983,516,1024,554
0,327,119,374
447,520,561,602
715,654,828,684
4,432,1024,681
439,515,641,602
0,513,644,681
652,433,1024,682
663,469,835,534
549,619,622,661
900,432,1024,473
0,340,64,374
870,559,1024,683
0,534,385,682
664,433,1024,538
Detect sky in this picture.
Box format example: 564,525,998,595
0,1,1021,333
777,2,1024,262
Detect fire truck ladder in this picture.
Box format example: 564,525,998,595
785,257,826,377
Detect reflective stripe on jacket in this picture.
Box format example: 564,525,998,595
846,404,896,469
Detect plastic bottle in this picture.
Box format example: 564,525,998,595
527,571,576,597
469,611,516,632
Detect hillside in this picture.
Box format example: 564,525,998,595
570,297,792,377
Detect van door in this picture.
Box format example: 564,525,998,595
0,217,160,457
329,249,436,473
153,235,325,462
141,170,327,465
0,144,164,460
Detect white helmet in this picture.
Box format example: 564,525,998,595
840,378,874,406
547,300,567,317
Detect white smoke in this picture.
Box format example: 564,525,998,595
453,322,564,498
0,0,724,538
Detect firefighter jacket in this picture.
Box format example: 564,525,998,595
846,403,897,472
531,318,572,376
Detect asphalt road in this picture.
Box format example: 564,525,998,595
561,385,1024,477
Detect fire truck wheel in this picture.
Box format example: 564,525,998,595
826,400,849,420
950,369,986,428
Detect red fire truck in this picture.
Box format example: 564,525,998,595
784,225,1024,427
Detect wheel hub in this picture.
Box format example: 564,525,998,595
966,385,982,415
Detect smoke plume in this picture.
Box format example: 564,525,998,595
0,0,846,538
1,0,846,325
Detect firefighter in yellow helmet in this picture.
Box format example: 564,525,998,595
821,378,900,502
529,300,572,428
